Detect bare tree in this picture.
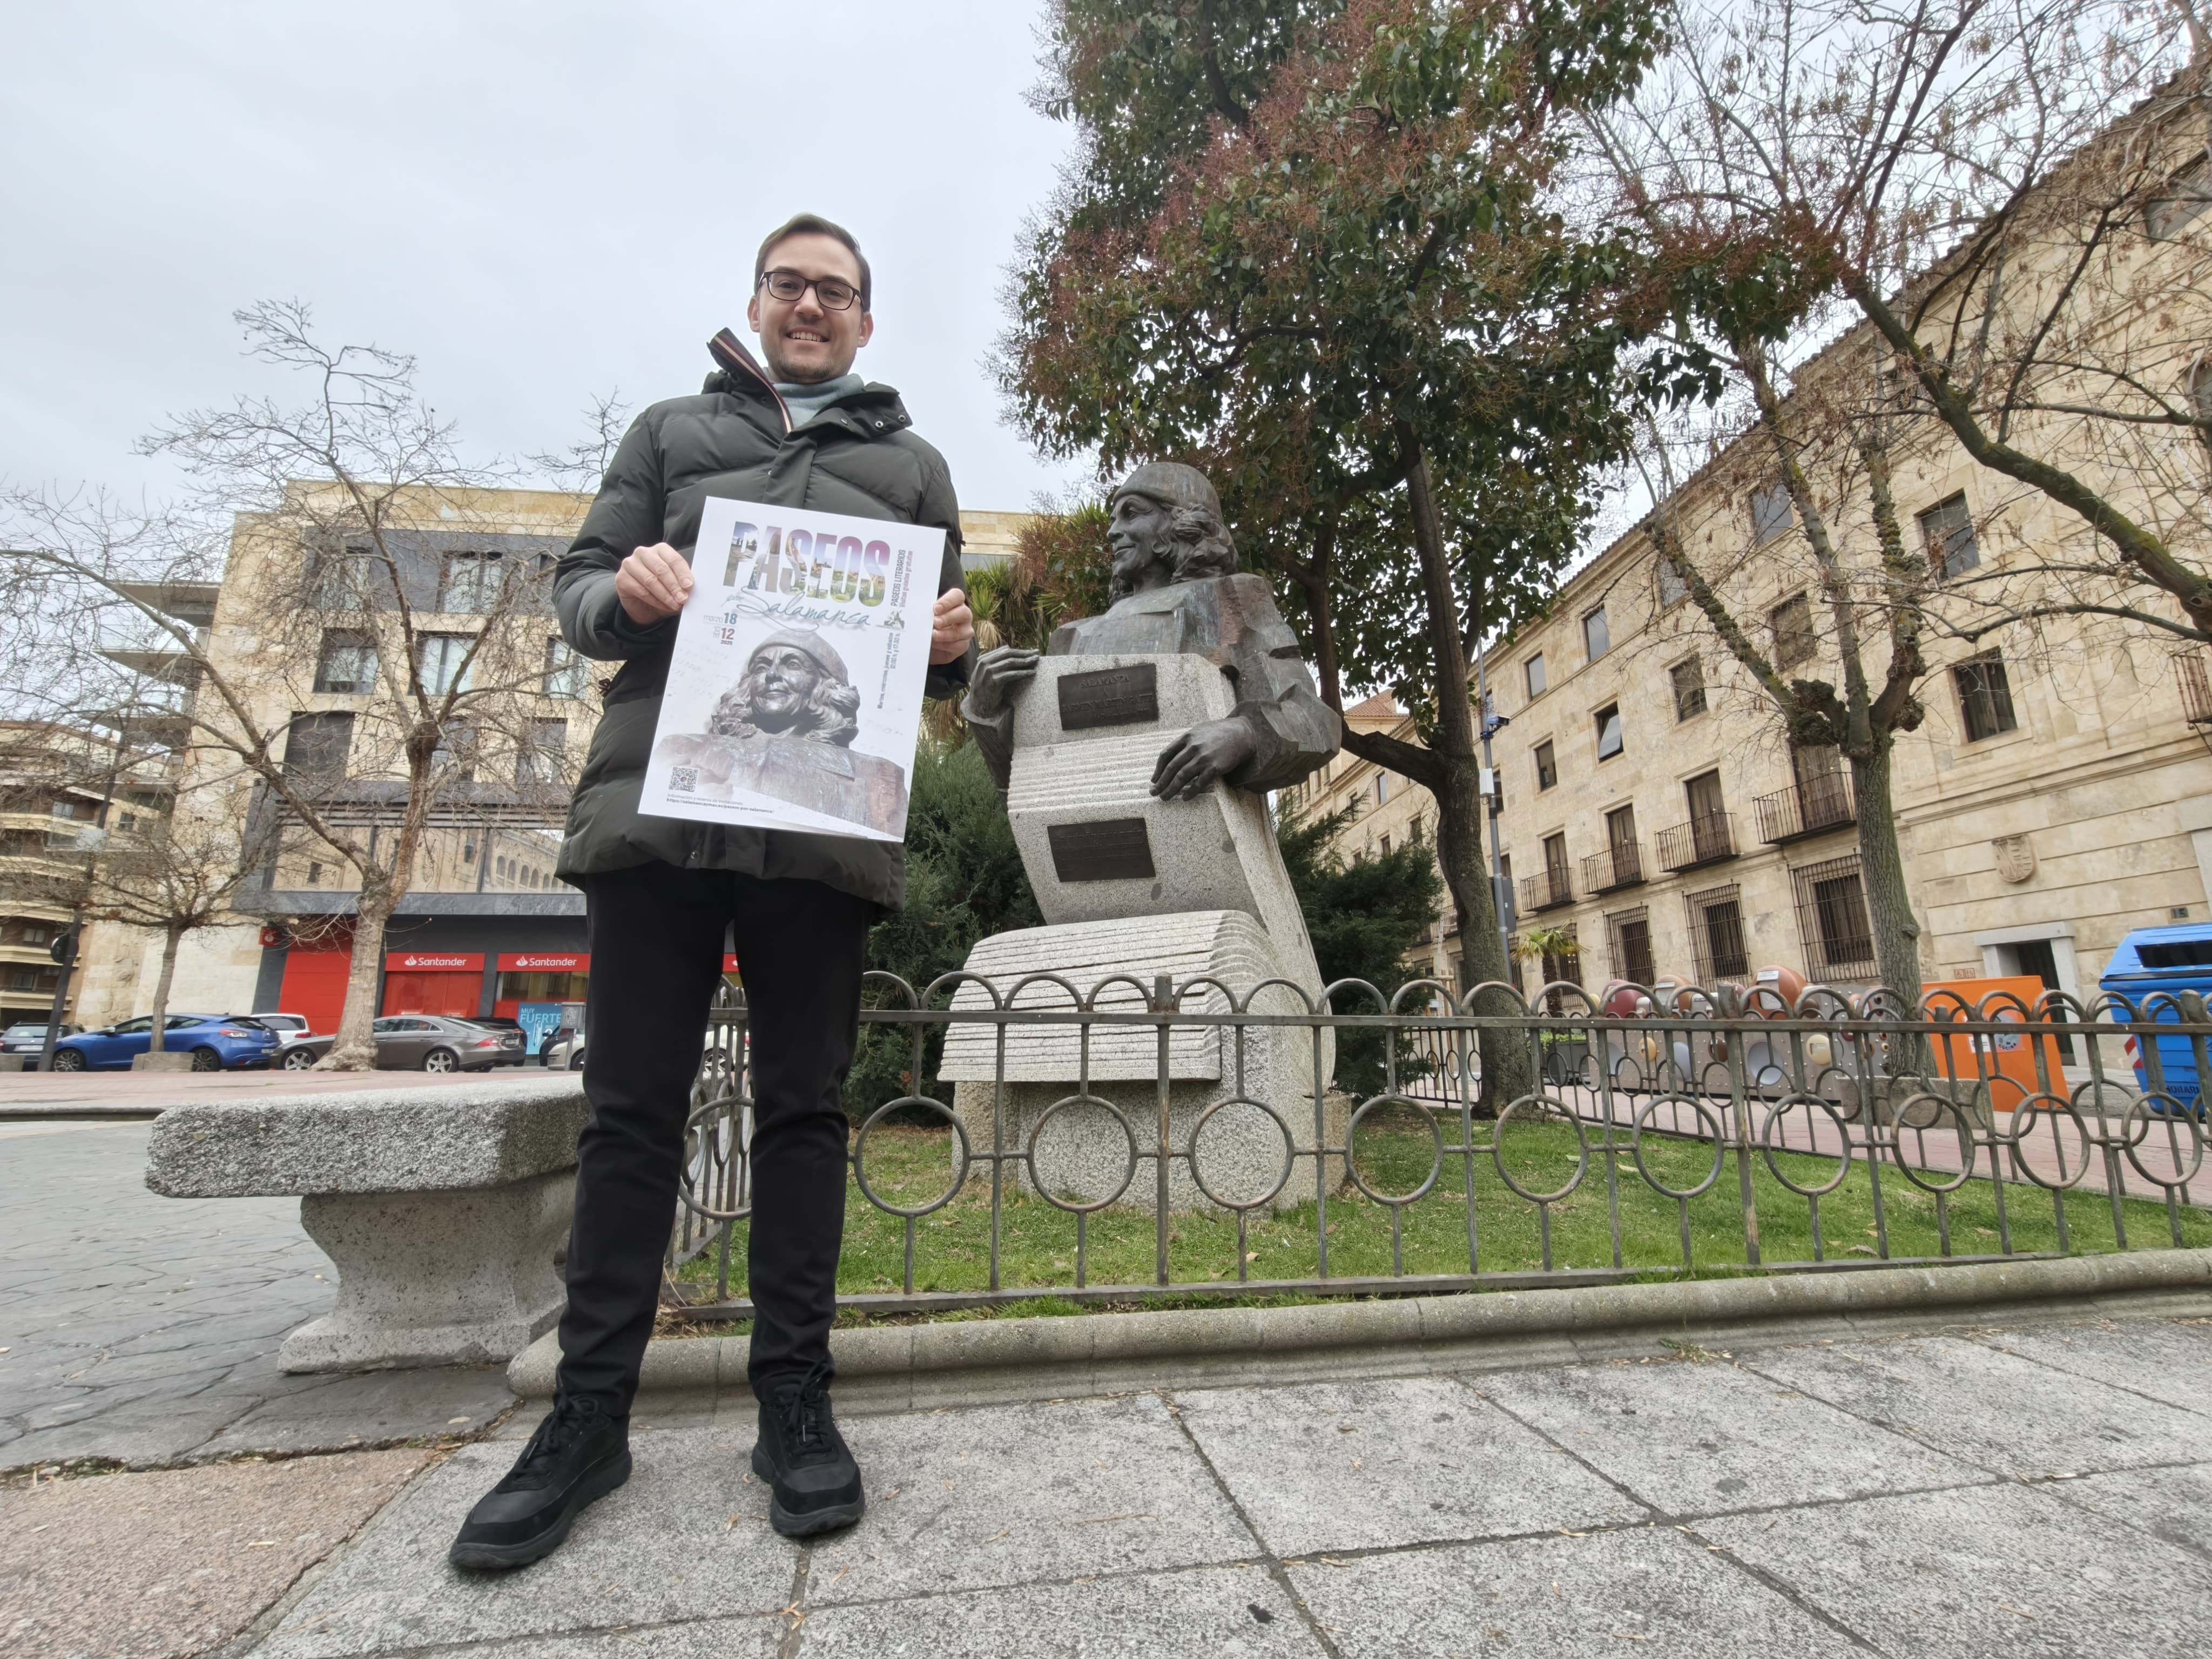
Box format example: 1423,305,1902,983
1,302,580,1067
1600,0,2209,647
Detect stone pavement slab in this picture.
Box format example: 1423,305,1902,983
1700,1478,2212,1656
2034,1459,2212,1560
798,1563,1319,1657
0,1448,429,1659
255,1431,802,1657
1287,1524,1862,1657
0,1120,513,1472
1473,1346,1985,1514
802,1394,1255,1604
1975,1312,2212,1397
1745,1332,2212,1477
1170,1374,1645,1556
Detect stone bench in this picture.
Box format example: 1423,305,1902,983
145,1076,588,1373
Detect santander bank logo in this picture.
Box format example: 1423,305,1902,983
402,954,471,969
511,955,581,970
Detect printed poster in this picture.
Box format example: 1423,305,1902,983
640,496,941,842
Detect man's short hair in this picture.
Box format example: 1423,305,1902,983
753,213,872,313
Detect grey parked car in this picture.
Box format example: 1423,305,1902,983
373,1016,525,1073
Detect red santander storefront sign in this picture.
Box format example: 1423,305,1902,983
382,952,484,972
498,953,589,973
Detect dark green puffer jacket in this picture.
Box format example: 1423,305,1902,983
551,332,975,911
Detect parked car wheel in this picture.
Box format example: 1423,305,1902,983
568,1047,585,1071
282,1047,319,1070
190,1047,222,1072
422,1047,460,1074
51,1048,86,1073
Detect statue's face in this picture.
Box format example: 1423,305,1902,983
747,645,822,730
1107,490,1174,594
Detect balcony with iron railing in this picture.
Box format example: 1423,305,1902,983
1656,812,1738,872
1752,774,1856,844
1579,842,1646,895
1517,866,1575,914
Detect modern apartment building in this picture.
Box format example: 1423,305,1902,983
70,490,1028,1032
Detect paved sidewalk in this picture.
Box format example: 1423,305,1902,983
0,1066,569,1118
0,1121,510,1473
233,1311,2212,1657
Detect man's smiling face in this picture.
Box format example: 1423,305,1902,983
747,230,873,385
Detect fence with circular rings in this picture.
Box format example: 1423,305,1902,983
663,974,2212,1316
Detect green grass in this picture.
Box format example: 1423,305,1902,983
674,1109,2212,1312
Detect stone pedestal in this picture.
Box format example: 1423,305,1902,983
281,1172,572,1371
144,1076,588,1372
945,656,1336,1213
131,1052,195,1073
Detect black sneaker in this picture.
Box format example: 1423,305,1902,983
448,1395,631,1570
751,1377,864,1537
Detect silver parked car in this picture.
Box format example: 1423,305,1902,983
372,1016,525,1073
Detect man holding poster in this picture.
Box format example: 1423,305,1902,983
449,214,974,1568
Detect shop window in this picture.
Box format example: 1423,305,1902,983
1594,703,1624,761
1771,594,1816,670
1534,740,1557,791
314,629,378,694
1954,652,2019,741
1670,657,1706,721
1918,494,1979,578
1525,653,1547,698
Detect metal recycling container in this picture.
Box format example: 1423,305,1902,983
2098,925,2212,1115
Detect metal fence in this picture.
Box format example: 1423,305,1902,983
664,974,2210,1319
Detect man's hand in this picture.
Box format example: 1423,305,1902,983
966,646,1040,721
616,543,693,625
931,586,975,665
1151,718,1256,801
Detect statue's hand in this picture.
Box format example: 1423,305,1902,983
965,646,1041,722
1151,718,1256,801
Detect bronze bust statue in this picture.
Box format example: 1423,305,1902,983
964,462,1340,799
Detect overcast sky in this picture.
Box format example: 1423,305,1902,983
1,1,1085,515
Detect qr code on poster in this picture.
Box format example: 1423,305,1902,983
670,766,698,792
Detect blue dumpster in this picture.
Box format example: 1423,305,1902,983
2098,925,2212,1115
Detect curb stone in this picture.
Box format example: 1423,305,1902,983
508,1246,2212,1400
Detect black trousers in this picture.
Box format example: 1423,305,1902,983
556,861,869,1415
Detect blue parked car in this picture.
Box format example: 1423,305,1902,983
2098,926,2212,1116
49,1014,282,1073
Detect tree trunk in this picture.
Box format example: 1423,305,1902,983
1850,740,1925,1035
323,886,394,1070
147,925,183,1053
1400,434,1533,1112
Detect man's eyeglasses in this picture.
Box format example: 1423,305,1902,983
759,269,861,312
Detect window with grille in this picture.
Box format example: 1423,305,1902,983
1917,494,1979,578
1534,740,1557,791
1791,854,1877,977
1670,657,1705,721
441,551,507,613
1583,606,1610,662
543,637,587,699
2180,653,2212,725
1594,703,1624,761
1771,593,1815,670
1751,485,1793,545
1656,555,1689,609
416,633,475,696
1607,906,1655,987
313,629,377,694
1525,653,1546,698
1685,884,1748,981
1953,651,2019,741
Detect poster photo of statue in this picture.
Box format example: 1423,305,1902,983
642,495,940,842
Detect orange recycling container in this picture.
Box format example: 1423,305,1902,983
1921,975,2069,1111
